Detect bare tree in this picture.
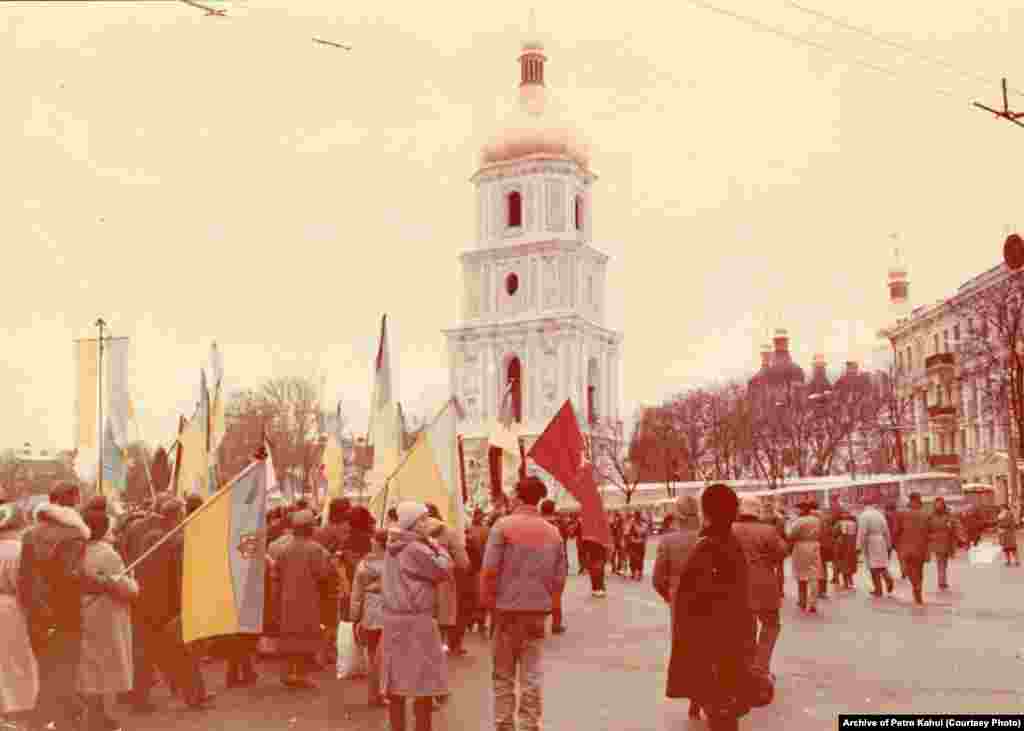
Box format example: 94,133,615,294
589,415,649,506
0,449,29,501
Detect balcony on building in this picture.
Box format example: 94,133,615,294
925,352,956,378
928,453,960,472
927,404,958,429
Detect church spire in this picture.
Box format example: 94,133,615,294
519,9,546,89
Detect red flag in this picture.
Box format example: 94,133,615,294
527,400,585,488
528,399,611,547
568,467,613,548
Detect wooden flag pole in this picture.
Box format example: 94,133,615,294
172,415,185,496
457,435,469,505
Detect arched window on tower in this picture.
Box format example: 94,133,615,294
575,195,584,231
507,357,522,423
507,191,522,228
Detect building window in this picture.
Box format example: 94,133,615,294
943,330,949,351
953,324,960,342
505,272,519,296
575,195,584,231
507,191,522,228
506,357,522,423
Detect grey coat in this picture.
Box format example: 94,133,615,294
380,530,452,698
652,520,701,604
350,550,385,632
856,506,892,569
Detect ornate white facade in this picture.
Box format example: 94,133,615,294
442,22,622,444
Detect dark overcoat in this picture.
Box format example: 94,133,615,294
895,508,931,561
666,529,755,716
731,517,787,612
275,536,333,655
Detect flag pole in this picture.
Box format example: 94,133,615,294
457,435,469,505
106,458,264,582
96,318,106,498
172,415,185,496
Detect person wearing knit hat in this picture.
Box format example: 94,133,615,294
0,503,39,727
666,483,755,729
786,499,823,614
378,500,453,730
732,495,788,683
275,506,334,690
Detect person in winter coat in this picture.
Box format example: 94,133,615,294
786,501,822,614
653,495,702,617
480,477,567,731
379,502,452,731
817,499,839,597
856,500,894,597
884,504,905,579
540,500,567,634
894,493,930,605
626,513,651,580
997,506,1020,566
423,504,470,655
666,484,755,731
466,511,490,635
19,484,121,730
831,508,859,589
0,504,38,731
732,497,788,679
78,509,138,731
927,497,961,590
275,509,335,689
350,529,388,706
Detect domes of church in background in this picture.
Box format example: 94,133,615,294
479,10,591,171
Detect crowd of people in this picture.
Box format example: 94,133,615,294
1,463,1020,731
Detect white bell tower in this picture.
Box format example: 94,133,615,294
442,16,623,498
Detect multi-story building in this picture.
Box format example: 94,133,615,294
878,250,1021,506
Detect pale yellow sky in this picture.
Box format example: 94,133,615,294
3,0,1022,451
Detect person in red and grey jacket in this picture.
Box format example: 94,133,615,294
480,477,568,731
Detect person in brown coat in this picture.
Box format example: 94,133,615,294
665,484,755,730
927,497,961,590
732,497,788,680
894,493,930,605
274,509,335,689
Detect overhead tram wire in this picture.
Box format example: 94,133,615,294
684,0,966,103
781,0,1024,100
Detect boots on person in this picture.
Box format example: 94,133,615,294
797,581,807,610
912,584,924,605
818,579,828,599
883,570,895,594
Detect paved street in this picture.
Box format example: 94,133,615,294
120,535,1024,731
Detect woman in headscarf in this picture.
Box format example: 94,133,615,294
0,504,38,731
786,501,822,613
666,484,755,730
78,508,139,731
997,505,1020,567
379,502,452,731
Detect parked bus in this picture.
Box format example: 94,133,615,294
961,483,1000,528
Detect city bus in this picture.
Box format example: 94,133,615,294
961,483,1000,528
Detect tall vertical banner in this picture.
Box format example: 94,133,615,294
182,460,268,644
74,340,100,451
105,338,132,449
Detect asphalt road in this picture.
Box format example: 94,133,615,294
118,535,1024,731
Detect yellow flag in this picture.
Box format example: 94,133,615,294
176,418,209,497
320,437,345,527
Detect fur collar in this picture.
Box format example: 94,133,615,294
39,504,90,539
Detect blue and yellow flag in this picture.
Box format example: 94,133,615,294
181,459,268,644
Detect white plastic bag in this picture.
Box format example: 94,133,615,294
336,620,368,679
968,543,1000,566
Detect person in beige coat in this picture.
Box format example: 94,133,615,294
786,501,822,614
79,509,139,731
652,495,702,621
